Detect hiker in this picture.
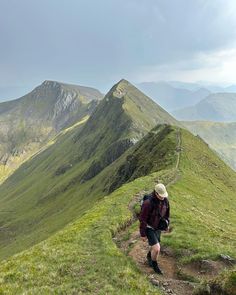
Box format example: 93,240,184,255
139,183,170,274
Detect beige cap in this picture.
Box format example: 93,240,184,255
154,183,168,198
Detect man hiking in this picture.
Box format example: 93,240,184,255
139,183,170,274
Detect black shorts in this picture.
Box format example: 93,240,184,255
146,228,161,246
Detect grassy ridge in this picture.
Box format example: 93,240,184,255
163,129,236,260
0,129,235,293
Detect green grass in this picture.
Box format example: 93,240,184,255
0,127,235,293
183,120,236,171
0,173,165,294
194,269,236,295
163,130,236,261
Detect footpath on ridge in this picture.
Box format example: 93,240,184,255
113,129,233,295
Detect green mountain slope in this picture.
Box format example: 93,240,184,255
173,92,236,122
0,127,235,294
0,80,103,182
183,121,236,171
0,79,180,261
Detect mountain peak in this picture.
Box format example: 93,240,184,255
116,78,130,85
41,80,61,88
81,80,181,146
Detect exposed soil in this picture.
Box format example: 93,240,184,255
115,226,234,295
115,228,196,295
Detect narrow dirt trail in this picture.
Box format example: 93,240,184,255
116,235,195,295
114,129,197,295
115,193,196,295
114,129,233,295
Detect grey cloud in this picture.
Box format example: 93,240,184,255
0,0,236,94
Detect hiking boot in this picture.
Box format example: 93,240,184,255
146,251,152,267
152,260,163,275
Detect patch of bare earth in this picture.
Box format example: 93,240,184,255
181,258,234,281
115,225,234,295
115,229,196,295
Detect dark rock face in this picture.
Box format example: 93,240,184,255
107,125,176,193
81,139,134,181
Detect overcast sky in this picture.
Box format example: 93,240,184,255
1,0,236,99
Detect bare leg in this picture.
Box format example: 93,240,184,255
150,243,163,274
151,242,160,262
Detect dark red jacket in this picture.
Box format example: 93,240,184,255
139,192,170,237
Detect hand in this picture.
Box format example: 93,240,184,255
141,236,147,242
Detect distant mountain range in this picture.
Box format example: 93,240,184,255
173,93,236,122
168,81,236,93
137,81,211,111
137,81,236,112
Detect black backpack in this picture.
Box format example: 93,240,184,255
140,194,153,208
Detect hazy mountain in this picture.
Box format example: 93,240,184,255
183,120,236,170
204,84,236,93
137,81,210,111
0,80,103,181
173,93,236,122
225,84,236,92
171,81,236,93
168,81,202,91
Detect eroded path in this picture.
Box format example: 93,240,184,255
114,191,233,295
114,192,196,295
113,129,233,295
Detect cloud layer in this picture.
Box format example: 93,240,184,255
1,0,236,95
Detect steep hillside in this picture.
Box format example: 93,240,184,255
173,93,236,121
137,81,210,111
183,121,236,171
0,127,235,294
0,80,103,182
0,79,180,261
